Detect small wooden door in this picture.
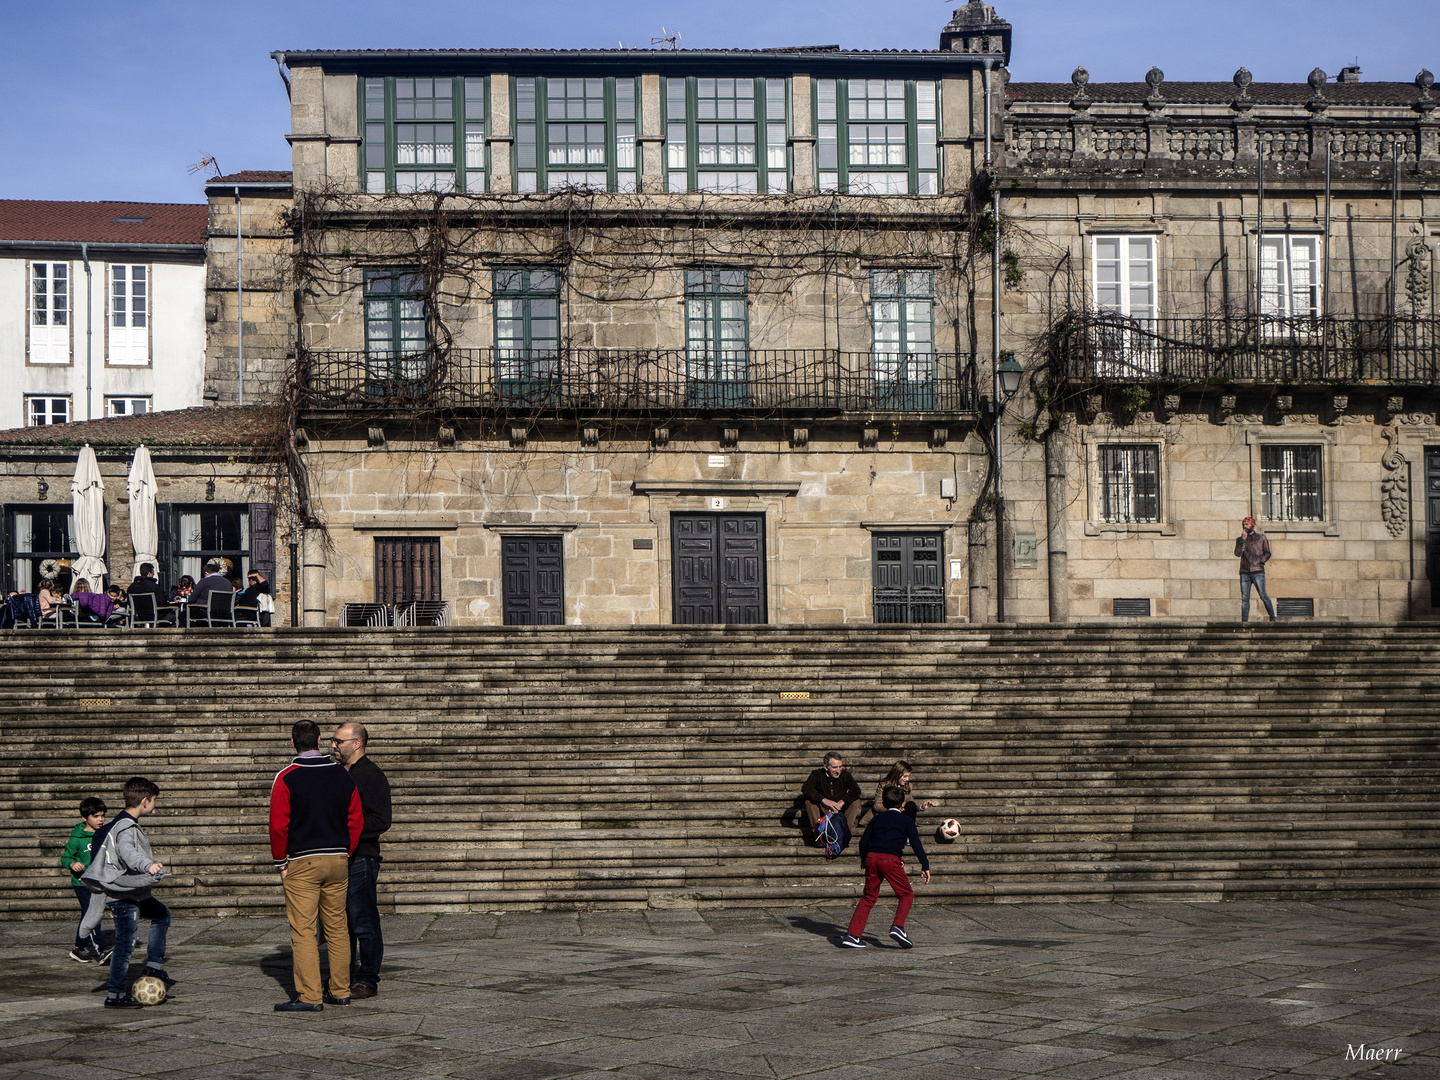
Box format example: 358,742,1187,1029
671,513,766,624
375,537,441,605
873,532,944,624
503,536,565,625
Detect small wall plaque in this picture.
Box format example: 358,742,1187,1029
708,454,727,468
1014,531,1039,569
633,538,654,550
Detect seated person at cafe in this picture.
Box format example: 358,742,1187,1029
169,575,195,605
70,580,116,624
238,570,273,627
38,577,62,617
107,585,126,605
128,564,174,624
188,560,234,620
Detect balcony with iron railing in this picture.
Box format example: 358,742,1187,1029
1057,312,1440,385
299,347,977,417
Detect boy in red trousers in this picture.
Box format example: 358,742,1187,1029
842,785,931,948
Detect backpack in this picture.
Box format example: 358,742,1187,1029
816,809,852,861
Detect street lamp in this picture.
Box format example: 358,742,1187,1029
998,354,1024,399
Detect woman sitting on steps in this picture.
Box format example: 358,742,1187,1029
858,761,934,826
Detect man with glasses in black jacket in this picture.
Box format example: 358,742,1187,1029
331,722,392,1000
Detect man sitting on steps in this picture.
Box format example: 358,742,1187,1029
801,752,862,841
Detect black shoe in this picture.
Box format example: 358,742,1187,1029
840,934,866,948
104,996,144,1009
96,945,114,963
145,968,177,989
69,947,93,964
274,999,323,1013
323,992,351,1006
889,925,914,949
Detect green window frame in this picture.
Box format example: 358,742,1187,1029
684,269,748,406
494,268,562,389
364,269,427,357
512,77,638,193
871,270,935,408
360,76,487,194
663,77,789,194
815,78,939,195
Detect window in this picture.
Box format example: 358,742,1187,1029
1092,236,1158,375
105,397,150,417
873,533,944,624
109,264,148,364
663,77,788,194
5,507,76,594
494,268,560,396
1261,445,1323,521
1260,235,1322,319
361,76,485,194
816,79,939,195
30,262,69,364
685,269,748,406
502,536,564,625
871,270,934,407
364,269,428,392
1098,445,1161,524
175,505,250,583
513,76,638,193
375,537,441,606
26,396,70,426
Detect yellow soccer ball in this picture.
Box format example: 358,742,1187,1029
130,975,167,1006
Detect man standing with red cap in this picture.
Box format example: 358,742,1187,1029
1235,516,1276,622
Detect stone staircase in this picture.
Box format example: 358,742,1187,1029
0,623,1437,916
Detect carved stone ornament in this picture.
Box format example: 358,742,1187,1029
1232,67,1254,111
1381,425,1410,538
861,427,880,449
651,427,670,448
437,425,457,448
366,426,385,448
508,425,528,449
1275,394,1294,415
1307,67,1329,111
789,427,810,449
1070,66,1091,110
1418,69,1437,113
1405,225,1432,315
1160,393,1182,421
581,426,600,447
1328,394,1348,425
1145,66,1166,109
721,427,740,449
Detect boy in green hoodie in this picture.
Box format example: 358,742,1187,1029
63,797,110,964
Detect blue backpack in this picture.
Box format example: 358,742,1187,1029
816,810,852,860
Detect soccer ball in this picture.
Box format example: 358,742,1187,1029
935,819,962,843
130,975,167,1006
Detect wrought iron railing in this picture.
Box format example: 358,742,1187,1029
300,347,976,415
1059,313,1440,384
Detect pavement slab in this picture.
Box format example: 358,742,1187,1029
0,901,1436,1079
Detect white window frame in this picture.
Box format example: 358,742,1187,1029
105,396,151,417
108,264,150,365
25,395,71,426
29,261,71,364
1090,235,1159,377
1259,234,1322,319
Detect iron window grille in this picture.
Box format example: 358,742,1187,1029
1261,445,1323,521
26,395,70,426
361,76,486,194
685,269,749,407
30,262,69,364
513,76,638,193
663,77,789,194
494,268,561,402
4,506,77,594
870,270,935,409
873,533,944,624
1099,445,1161,524
375,537,441,606
364,269,429,394
815,78,939,195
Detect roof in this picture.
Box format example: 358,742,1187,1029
1007,81,1433,108
207,170,294,187
0,201,207,247
0,406,279,451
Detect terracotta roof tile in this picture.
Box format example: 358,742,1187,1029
0,406,278,450
0,201,207,246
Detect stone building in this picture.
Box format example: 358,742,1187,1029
172,1,1439,626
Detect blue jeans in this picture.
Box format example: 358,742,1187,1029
107,896,169,998
1240,571,1276,622
347,857,383,986
73,886,103,952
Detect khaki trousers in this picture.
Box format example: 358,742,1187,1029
282,855,350,1004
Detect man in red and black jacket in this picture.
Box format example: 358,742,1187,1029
268,719,362,1012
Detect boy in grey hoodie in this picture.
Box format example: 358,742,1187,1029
83,777,174,1008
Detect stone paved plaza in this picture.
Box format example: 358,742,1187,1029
0,901,1437,1079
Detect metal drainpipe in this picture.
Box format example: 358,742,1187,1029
81,243,92,420
983,59,1006,622
235,187,244,407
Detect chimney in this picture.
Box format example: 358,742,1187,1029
939,1,1012,65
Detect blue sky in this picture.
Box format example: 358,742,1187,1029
3,0,1437,205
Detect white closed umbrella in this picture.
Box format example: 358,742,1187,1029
127,444,158,581
70,444,108,584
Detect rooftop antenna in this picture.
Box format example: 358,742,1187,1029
187,154,221,178
651,26,681,50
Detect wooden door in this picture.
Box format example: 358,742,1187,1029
672,513,766,624
502,536,565,625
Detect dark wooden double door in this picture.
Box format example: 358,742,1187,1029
503,536,564,625
672,513,766,624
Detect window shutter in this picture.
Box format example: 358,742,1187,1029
155,503,174,591
249,503,276,577
0,505,9,593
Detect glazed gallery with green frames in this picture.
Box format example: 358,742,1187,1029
358,74,940,195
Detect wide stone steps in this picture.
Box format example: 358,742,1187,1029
2,623,1438,912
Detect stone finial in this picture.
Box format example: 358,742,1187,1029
939,1,1012,61
1307,67,1329,111
1417,69,1436,113
1232,67,1254,111
1145,66,1166,108
1070,65,1091,109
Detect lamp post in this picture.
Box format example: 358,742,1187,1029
993,353,1024,622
